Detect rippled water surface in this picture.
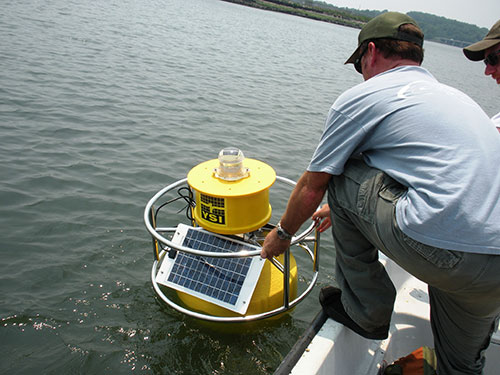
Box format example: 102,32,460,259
1,0,498,373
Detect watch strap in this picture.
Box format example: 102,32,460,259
277,222,293,240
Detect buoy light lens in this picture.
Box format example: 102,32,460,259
215,147,249,181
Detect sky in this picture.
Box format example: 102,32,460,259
324,0,500,29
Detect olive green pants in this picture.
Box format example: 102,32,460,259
328,158,500,375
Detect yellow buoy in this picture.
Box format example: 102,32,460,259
187,148,276,235
175,148,298,323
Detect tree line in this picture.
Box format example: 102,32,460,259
222,0,489,47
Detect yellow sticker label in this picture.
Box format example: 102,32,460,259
200,195,225,225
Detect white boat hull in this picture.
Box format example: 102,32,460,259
288,255,500,374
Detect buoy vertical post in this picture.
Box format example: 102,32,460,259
284,247,290,309
314,227,320,273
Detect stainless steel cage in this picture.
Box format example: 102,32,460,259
144,176,320,322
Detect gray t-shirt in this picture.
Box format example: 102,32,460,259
308,66,500,255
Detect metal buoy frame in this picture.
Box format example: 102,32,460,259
144,155,320,323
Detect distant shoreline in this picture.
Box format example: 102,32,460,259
220,0,475,48
221,0,367,30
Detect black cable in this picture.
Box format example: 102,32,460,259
154,186,196,224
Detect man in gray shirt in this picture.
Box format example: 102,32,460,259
262,12,500,375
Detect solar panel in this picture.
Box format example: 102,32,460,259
155,224,265,314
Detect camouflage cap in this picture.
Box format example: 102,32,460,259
345,12,424,66
463,19,500,61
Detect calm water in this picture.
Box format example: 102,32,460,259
0,0,498,374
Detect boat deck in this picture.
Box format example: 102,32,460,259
283,255,500,374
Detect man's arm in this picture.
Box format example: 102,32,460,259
260,171,332,259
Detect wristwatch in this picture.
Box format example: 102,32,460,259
276,222,293,241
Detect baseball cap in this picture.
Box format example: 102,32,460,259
463,19,500,61
345,12,424,66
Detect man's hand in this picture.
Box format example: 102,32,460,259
260,228,290,259
312,203,332,233
260,170,331,259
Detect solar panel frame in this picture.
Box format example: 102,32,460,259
155,224,265,315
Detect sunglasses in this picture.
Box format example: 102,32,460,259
354,45,369,74
483,50,500,67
